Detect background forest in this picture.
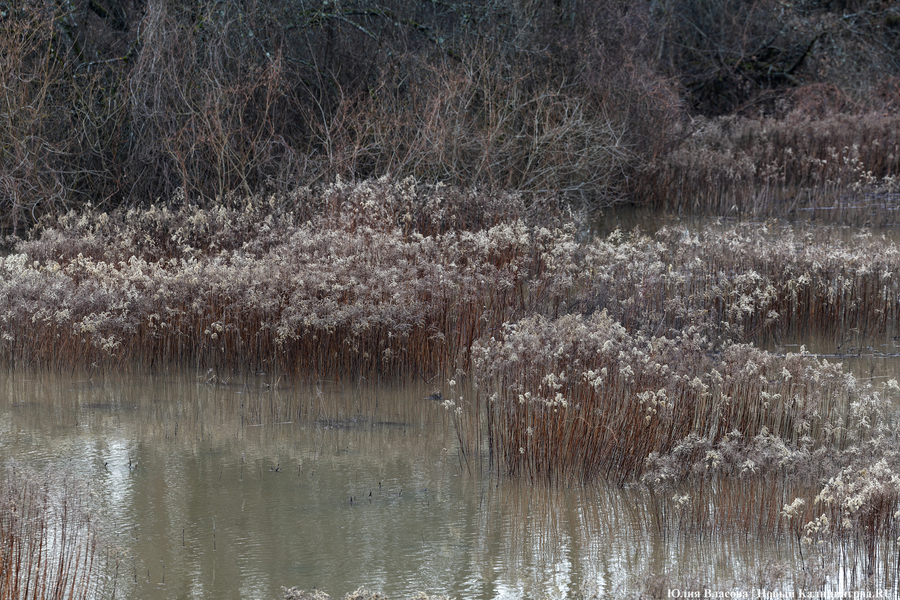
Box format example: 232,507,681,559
1,0,899,233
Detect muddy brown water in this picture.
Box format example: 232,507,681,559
0,370,623,599
3,362,897,600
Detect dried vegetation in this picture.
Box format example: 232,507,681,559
3,179,900,584
4,0,900,593
643,112,900,223
3,180,568,374
0,468,101,600
10,179,899,373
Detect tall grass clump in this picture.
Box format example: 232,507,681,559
0,468,102,600
643,375,900,580
641,113,900,223
468,305,900,577
471,313,857,484
5,182,900,377
0,180,576,376
569,224,900,347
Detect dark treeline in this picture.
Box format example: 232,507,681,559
1,0,898,231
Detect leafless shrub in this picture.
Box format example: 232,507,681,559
651,0,900,115
0,0,678,229
0,4,75,233
306,51,634,205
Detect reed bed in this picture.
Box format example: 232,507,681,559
0,468,101,600
470,313,861,484
570,224,900,347
6,178,900,558
468,310,900,581
641,113,900,224
3,180,568,375
5,179,900,377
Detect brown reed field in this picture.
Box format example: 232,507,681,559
641,112,900,224
0,468,101,600
2,180,567,375
4,178,900,577
7,180,899,375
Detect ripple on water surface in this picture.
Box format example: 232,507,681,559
0,368,892,598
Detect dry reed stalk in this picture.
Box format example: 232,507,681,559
0,468,101,600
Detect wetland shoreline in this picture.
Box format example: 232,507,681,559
2,180,900,596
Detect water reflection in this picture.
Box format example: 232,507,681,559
0,368,890,598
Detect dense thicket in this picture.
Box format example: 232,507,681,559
653,0,900,115
1,0,898,231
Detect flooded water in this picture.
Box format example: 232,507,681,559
0,368,848,599
6,203,900,596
